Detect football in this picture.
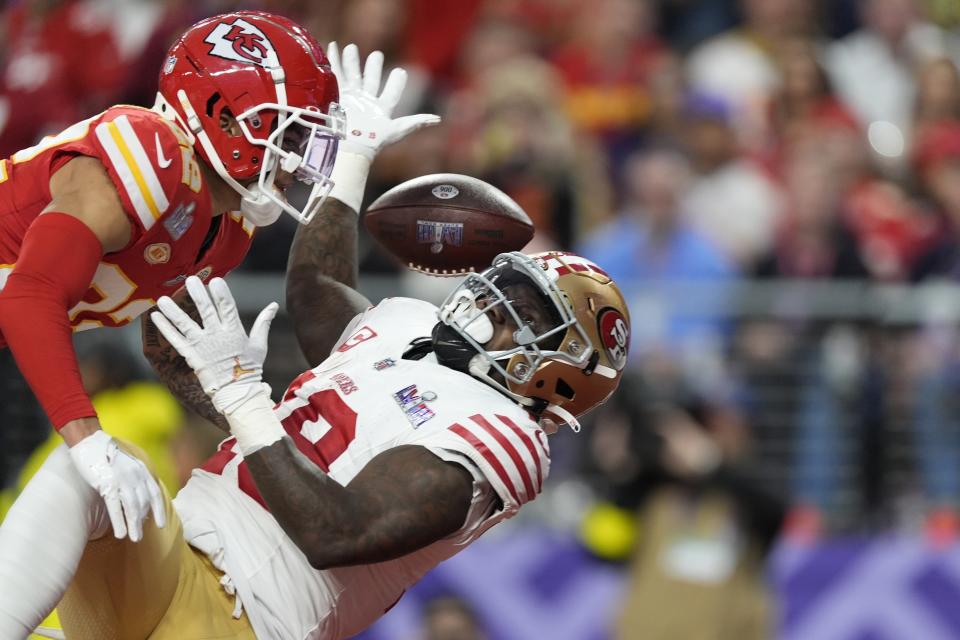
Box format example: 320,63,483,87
362,173,535,276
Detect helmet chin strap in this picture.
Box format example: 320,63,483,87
174,89,285,227
239,183,285,226
467,355,581,432
543,404,581,433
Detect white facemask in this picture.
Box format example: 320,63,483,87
439,289,495,344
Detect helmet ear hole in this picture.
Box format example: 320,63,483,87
206,92,222,117
219,107,242,137
555,378,575,400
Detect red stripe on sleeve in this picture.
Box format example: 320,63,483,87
469,415,536,502
496,415,544,492
449,422,520,504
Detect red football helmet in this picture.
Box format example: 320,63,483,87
156,11,345,225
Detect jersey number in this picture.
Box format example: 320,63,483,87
337,326,378,352
69,263,155,331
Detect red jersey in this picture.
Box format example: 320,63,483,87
0,105,254,344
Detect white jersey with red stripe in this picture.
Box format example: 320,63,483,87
173,297,551,640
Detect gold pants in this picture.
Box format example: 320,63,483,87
57,444,256,640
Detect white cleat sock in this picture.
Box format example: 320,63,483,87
0,445,109,639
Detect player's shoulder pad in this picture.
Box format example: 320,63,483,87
91,106,197,233
369,297,439,322
362,297,440,339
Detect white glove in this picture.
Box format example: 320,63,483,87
326,42,440,210
68,430,166,542
150,276,278,415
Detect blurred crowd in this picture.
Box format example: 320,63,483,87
5,0,960,636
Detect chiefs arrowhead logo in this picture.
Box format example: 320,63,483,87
144,243,171,265
204,18,277,68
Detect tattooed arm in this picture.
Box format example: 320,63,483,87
286,197,371,368
141,289,228,431
245,441,473,569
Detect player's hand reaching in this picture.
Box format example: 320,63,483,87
68,430,166,542
150,276,278,415
327,42,439,161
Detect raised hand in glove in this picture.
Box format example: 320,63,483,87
326,42,440,210
151,276,284,456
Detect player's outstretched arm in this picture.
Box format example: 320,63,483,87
286,43,439,366
0,156,165,541
246,441,473,568
286,196,371,367
141,290,229,431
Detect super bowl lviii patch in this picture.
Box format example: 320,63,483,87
393,384,436,428
164,201,196,240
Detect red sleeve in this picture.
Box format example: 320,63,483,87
0,213,102,428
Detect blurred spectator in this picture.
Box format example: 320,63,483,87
419,596,487,640
448,57,609,249
0,0,127,155
907,121,960,279
455,16,538,90
686,0,816,150
899,122,960,541
335,0,432,119
656,0,739,52
578,148,737,387
764,37,860,174
641,52,689,148
113,0,209,108
680,92,784,268
827,0,960,167
336,0,404,59
579,378,784,640
403,0,486,82
754,143,869,279
549,0,667,164
913,57,960,130
843,177,939,280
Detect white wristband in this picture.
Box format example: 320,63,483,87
328,150,371,213
224,388,286,457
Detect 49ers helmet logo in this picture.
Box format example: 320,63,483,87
597,307,630,371
204,18,277,68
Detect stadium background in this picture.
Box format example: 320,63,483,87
4,0,960,638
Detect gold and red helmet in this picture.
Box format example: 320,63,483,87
434,251,631,430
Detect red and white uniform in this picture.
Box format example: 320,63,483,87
0,105,254,342
174,298,551,639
